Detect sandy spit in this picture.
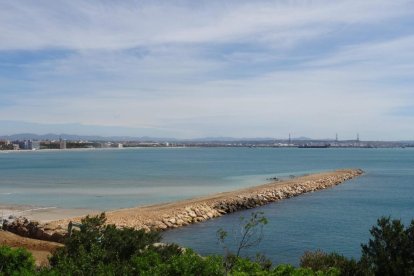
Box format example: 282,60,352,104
47,169,363,231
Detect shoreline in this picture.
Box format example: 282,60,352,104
0,146,191,154
0,204,97,222
0,147,129,154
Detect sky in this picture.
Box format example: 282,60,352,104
0,0,414,140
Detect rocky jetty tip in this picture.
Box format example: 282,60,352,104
2,169,363,242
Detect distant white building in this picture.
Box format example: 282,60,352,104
101,142,112,148
31,141,41,150
59,139,67,149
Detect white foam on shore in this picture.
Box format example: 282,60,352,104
0,206,57,219
17,206,58,214
0,203,98,223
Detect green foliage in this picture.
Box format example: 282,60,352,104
6,213,414,276
234,212,268,257
300,250,359,276
272,264,340,276
47,212,334,275
254,253,273,271
230,255,265,274
0,245,35,276
360,216,414,275
150,250,224,276
217,212,268,272
47,213,182,275
228,263,339,276
301,216,414,276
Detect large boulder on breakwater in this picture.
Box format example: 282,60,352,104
2,217,66,243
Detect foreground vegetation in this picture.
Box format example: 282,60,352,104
1,214,414,275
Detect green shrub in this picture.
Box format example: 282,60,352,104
54,213,166,262
47,213,182,275
0,245,35,276
300,250,359,275
217,212,269,272
273,264,340,276
360,217,414,275
230,255,267,275
153,250,223,276
44,213,343,275
34,214,414,275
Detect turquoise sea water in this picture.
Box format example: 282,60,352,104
1,147,413,264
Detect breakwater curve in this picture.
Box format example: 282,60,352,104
58,169,364,231
3,169,363,242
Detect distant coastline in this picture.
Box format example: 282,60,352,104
0,147,126,154
0,146,192,154
2,132,414,151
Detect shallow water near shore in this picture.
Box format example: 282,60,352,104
1,147,414,264
0,147,345,210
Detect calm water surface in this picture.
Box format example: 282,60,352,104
1,147,413,264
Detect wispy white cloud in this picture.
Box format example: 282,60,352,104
0,0,413,139
0,0,411,50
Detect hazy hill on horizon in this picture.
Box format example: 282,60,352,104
0,133,316,142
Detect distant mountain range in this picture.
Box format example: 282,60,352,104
0,133,173,142
0,133,313,142
2,133,414,144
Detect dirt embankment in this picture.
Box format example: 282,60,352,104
0,230,62,267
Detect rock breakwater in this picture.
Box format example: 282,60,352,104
4,169,363,243
2,217,66,243
129,169,363,232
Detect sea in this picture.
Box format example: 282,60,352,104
1,147,413,265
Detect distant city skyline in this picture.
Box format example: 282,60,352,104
1,1,414,140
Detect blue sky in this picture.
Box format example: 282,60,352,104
1,0,414,140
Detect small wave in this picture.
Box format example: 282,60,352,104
17,206,58,214
0,193,12,195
